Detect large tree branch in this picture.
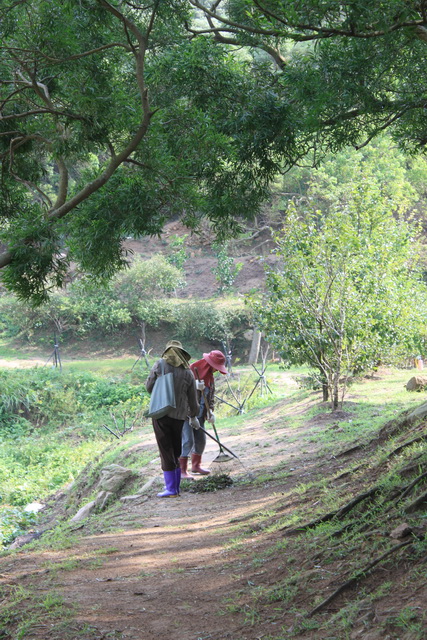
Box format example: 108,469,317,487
54,158,69,210
192,0,425,41
6,61,73,210
48,121,151,221
0,108,88,121
0,84,35,111
96,0,155,100
0,111,154,270
0,42,132,61
414,25,427,43
252,0,424,39
207,30,287,68
189,0,284,37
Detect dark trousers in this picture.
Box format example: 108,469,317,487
152,415,185,471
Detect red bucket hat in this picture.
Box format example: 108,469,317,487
203,350,228,375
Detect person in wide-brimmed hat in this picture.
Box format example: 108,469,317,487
179,350,228,478
146,340,199,498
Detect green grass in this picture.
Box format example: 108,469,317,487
62,357,144,374
0,364,152,547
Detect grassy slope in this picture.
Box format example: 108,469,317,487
223,371,427,639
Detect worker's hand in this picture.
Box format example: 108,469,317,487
189,416,201,430
207,412,215,425
196,380,205,391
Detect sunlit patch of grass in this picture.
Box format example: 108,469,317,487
94,546,120,555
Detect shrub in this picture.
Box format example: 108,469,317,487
114,254,185,311
134,298,174,328
67,281,132,335
0,368,149,433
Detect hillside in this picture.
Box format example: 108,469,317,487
124,219,275,299
0,219,278,370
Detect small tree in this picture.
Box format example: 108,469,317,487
251,179,427,409
213,243,243,294
166,235,189,271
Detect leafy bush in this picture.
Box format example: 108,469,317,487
0,286,131,341
0,293,71,342
0,254,185,342
114,254,185,311
134,298,174,327
0,368,148,433
171,301,250,343
71,372,145,409
67,281,132,335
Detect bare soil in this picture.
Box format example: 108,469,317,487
1,370,426,640
123,220,276,300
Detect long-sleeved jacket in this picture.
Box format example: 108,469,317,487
145,359,199,421
190,362,215,417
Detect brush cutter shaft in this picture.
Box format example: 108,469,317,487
198,426,239,460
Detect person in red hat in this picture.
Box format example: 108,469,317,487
179,350,228,477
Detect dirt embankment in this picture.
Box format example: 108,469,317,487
124,220,277,300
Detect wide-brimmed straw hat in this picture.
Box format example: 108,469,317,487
162,340,191,360
203,350,228,374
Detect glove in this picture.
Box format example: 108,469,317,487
189,416,201,430
196,380,205,391
207,412,215,425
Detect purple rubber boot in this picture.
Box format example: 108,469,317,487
157,470,178,498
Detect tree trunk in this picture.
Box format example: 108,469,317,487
248,328,262,365
332,374,340,410
322,381,329,402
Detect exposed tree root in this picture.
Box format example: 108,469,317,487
333,462,365,481
308,539,413,617
377,413,413,441
386,433,427,460
404,488,427,513
395,470,427,504
398,454,424,477
330,522,355,538
282,487,381,535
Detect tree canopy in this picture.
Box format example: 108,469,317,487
191,0,427,157
0,0,282,301
2,1,427,301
